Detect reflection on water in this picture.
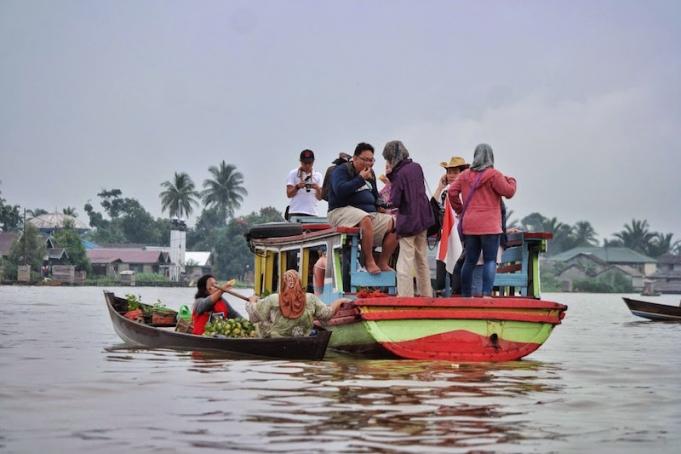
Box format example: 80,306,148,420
97,342,565,452
233,359,565,452
1,287,681,453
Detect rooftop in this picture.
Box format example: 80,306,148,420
86,248,170,265
28,213,90,231
185,251,212,267
550,246,656,264
658,253,681,265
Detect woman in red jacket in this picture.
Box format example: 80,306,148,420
448,144,516,297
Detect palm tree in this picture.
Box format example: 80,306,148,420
505,209,520,230
613,219,656,255
27,208,48,218
160,172,200,219
202,161,248,220
572,221,598,247
645,232,675,258
521,212,548,232
63,206,78,217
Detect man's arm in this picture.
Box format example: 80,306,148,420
286,169,305,198
331,165,365,201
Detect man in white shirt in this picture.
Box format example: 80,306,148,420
285,149,323,219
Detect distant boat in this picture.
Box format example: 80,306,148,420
622,297,681,321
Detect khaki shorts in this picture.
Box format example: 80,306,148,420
328,206,393,247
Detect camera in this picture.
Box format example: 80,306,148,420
304,175,312,192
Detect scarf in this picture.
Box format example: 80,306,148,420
470,143,495,171
279,270,306,319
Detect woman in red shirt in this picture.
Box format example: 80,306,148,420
448,144,516,297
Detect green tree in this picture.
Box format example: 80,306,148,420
84,201,108,229
505,209,520,229
211,207,283,279
521,212,549,232
5,223,46,279
160,172,200,219
0,185,22,231
53,220,91,272
612,219,656,255
27,208,48,217
645,232,676,258
62,206,78,217
84,190,169,246
572,221,598,247
187,207,226,251
97,188,125,218
202,161,248,221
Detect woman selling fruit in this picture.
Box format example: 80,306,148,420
192,274,236,335
246,269,348,338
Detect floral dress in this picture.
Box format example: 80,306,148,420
245,293,334,338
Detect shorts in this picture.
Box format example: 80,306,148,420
328,206,393,247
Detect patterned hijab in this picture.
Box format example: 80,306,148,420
470,143,495,171
279,270,306,319
382,140,410,168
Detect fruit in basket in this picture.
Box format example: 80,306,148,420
204,317,256,338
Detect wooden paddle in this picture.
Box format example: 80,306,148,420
219,287,251,302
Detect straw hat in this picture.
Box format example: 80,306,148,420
440,156,469,169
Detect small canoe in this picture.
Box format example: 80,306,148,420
623,297,681,321
104,292,331,360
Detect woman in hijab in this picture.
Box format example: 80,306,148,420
245,270,348,337
447,144,517,297
383,140,434,297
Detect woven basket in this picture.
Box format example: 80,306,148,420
175,318,194,334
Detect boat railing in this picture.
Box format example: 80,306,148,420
247,221,552,300
495,232,552,298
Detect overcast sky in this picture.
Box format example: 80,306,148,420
1,0,680,242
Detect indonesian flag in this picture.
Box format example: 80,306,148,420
437,195,462,273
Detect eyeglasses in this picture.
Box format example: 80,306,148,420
357,156,375,163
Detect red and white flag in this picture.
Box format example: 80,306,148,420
437,195,462,273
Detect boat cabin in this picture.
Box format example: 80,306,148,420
246,217,552,303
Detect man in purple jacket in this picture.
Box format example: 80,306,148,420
383,140,434,297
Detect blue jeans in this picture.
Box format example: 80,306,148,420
461,234,500,296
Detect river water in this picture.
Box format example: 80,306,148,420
1,286,680,453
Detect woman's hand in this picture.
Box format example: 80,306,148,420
330,298,351,314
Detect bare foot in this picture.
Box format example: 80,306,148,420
365,262,381,274
378,263,394,272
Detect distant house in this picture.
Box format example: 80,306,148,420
650,254,681,294
86,248,171,278
185,251,213,282
549,247,657,275
548,246,655,291
0,231,69,276
555,264,593,291
595,265,644,290
28,212,90,235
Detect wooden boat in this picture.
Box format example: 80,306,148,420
246,220,568,362
104,291,331,360
623,297,681,321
